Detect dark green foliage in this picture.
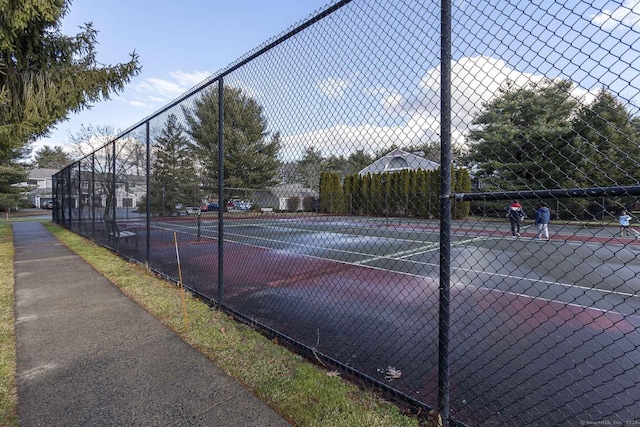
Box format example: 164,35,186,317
319,171,343,214
336,167,471,219
34,145,71,169
571,89,640,187
0,164,29,211
287,196,301,212
148,114,202,216
464,79,640,195
343,174,354,214
453,167,472,219
296,148,374,192
184,86,281,194
464,79,579,191
0,0,140,153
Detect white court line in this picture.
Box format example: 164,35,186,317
249,227,639,303
151,221,640,311
353,243,438,265
460,282,639,318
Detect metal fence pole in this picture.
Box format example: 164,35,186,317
77,161,81,231
112,141,117,221
146,121,151,266
438,0,452,424
217,78,225,303
66,167,71,229
91,153,95,238
197,212,201,241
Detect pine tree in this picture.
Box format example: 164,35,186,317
0,147,29,211
572,89,640,187
34,145,71,169
343,174,353,214
149,114,202,215
184,86,280,195
464,78,579,191
0,0,140,153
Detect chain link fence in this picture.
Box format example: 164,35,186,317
53,0,640,425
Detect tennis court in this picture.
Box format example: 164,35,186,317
128,214,640,426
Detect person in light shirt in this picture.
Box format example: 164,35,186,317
619,209,632,237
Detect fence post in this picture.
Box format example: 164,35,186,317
77,161,81,232
439,0,452,424
91,153,95,238
217,78,225,303
197,211,201,241
146,121,151,267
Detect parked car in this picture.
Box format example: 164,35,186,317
41,201,53,209
208,202,220,211
227,200,252,211
174,203,186,216
185,206,201,215
236,201,252,211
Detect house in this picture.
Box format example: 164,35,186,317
358,149,439,176
254,183,319,211
25,168,59,208
25,168,145,210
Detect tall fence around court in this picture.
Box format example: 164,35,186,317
53,0,640,425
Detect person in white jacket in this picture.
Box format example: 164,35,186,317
619,210,631,237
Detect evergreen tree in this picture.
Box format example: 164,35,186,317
0,0,140,153
34,145,71,169
370,173,384,215
297,147,324,191
184,86,280,194
149,114,201,215
427,169,439,218
453,167,472,219
319,171,343,214
417,170,430,218
572,89,640,187
319,172,330,213
343,174,354,214
347,150,374,176
351,174,363,214
362,173,372,215
464,78,579,191
0,147,29,211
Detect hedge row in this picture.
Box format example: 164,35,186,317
319,168,471,219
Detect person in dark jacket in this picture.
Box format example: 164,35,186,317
535,203,551,241
507,200,525,236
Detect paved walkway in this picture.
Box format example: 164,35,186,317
12,221,290,426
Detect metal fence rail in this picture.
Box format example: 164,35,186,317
54,0,640,425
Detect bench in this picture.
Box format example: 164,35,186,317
104,218,139,249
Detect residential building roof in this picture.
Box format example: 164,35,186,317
358,149,440,176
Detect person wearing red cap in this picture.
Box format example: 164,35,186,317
506,200,525,237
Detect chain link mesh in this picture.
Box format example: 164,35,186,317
53,0,640,425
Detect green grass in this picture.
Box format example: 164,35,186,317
29,222,424,427
0,223,18,427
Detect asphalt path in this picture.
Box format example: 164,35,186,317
139,215,640,426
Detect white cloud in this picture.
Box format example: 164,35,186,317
131,70,213,105
147,96,167,103
169,70,213,88
282,55,595,161
591,0,640,30
129,100,149,108
318,77,351,99
136,77,185,99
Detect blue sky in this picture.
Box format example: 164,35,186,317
36,0,640,161
36,0,334,152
